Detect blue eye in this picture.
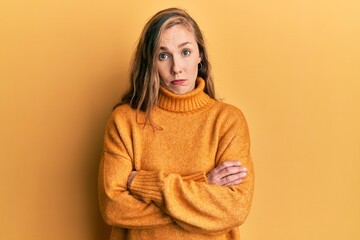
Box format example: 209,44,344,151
182,49,191,56
159,53,169,60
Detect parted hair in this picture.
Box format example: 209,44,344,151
117,8,215,127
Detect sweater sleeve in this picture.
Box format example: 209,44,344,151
98,113,208,229
129,111,254,235
98,113,173,229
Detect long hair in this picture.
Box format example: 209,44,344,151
117,8,215,127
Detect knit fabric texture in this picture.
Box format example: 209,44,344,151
98,78,254,240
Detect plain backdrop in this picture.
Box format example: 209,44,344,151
1,0,359,239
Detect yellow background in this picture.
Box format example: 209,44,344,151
1,0,359,239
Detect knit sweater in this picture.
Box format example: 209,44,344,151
98,78,254,240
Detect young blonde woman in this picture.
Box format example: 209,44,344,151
98,8,254,240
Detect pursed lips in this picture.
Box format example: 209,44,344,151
171,79,186,85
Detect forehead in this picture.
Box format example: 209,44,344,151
159,24,197,47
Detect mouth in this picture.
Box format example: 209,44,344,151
171,79,186,85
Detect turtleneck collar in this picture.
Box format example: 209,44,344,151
157,77,212,112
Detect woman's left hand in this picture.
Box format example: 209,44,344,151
206,160,247,186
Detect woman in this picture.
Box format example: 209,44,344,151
98,8,254,240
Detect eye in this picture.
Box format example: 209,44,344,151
182,49,191,56
158,53,169,60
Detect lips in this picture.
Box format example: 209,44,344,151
171,79,186,85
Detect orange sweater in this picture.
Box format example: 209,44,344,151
98,78,254,240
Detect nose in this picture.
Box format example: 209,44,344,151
171,56,182,75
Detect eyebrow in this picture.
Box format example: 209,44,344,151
159,41,192,50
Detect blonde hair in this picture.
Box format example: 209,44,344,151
118,8,215,127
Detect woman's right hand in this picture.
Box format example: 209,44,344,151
206,160,247,186
127,171,138,189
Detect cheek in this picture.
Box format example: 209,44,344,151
157,63,167,76
157,63,172,82
190,58,199,73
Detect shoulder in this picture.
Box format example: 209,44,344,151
109,104,142,123
211,100,250,136
105,104,139,131
213,100,247,122
112,104,136,117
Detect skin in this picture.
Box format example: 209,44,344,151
206,161,247,186
128,161,247,188
156,24,201,95
127,24,247,188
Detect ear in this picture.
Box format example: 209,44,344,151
198,57,202,64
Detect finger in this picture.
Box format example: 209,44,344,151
218,161,241,170
217,166,247,179
127,171,138,189
206,162,244,185
224,179,243,187
208,166,246,185
220,171,247,186
212,162,241,175
208,166,247,185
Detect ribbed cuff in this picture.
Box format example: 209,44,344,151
182,172,208,183
130,170,164,204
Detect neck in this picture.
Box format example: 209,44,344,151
158,78,212,112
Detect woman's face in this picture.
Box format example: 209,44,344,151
156,24,201,95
